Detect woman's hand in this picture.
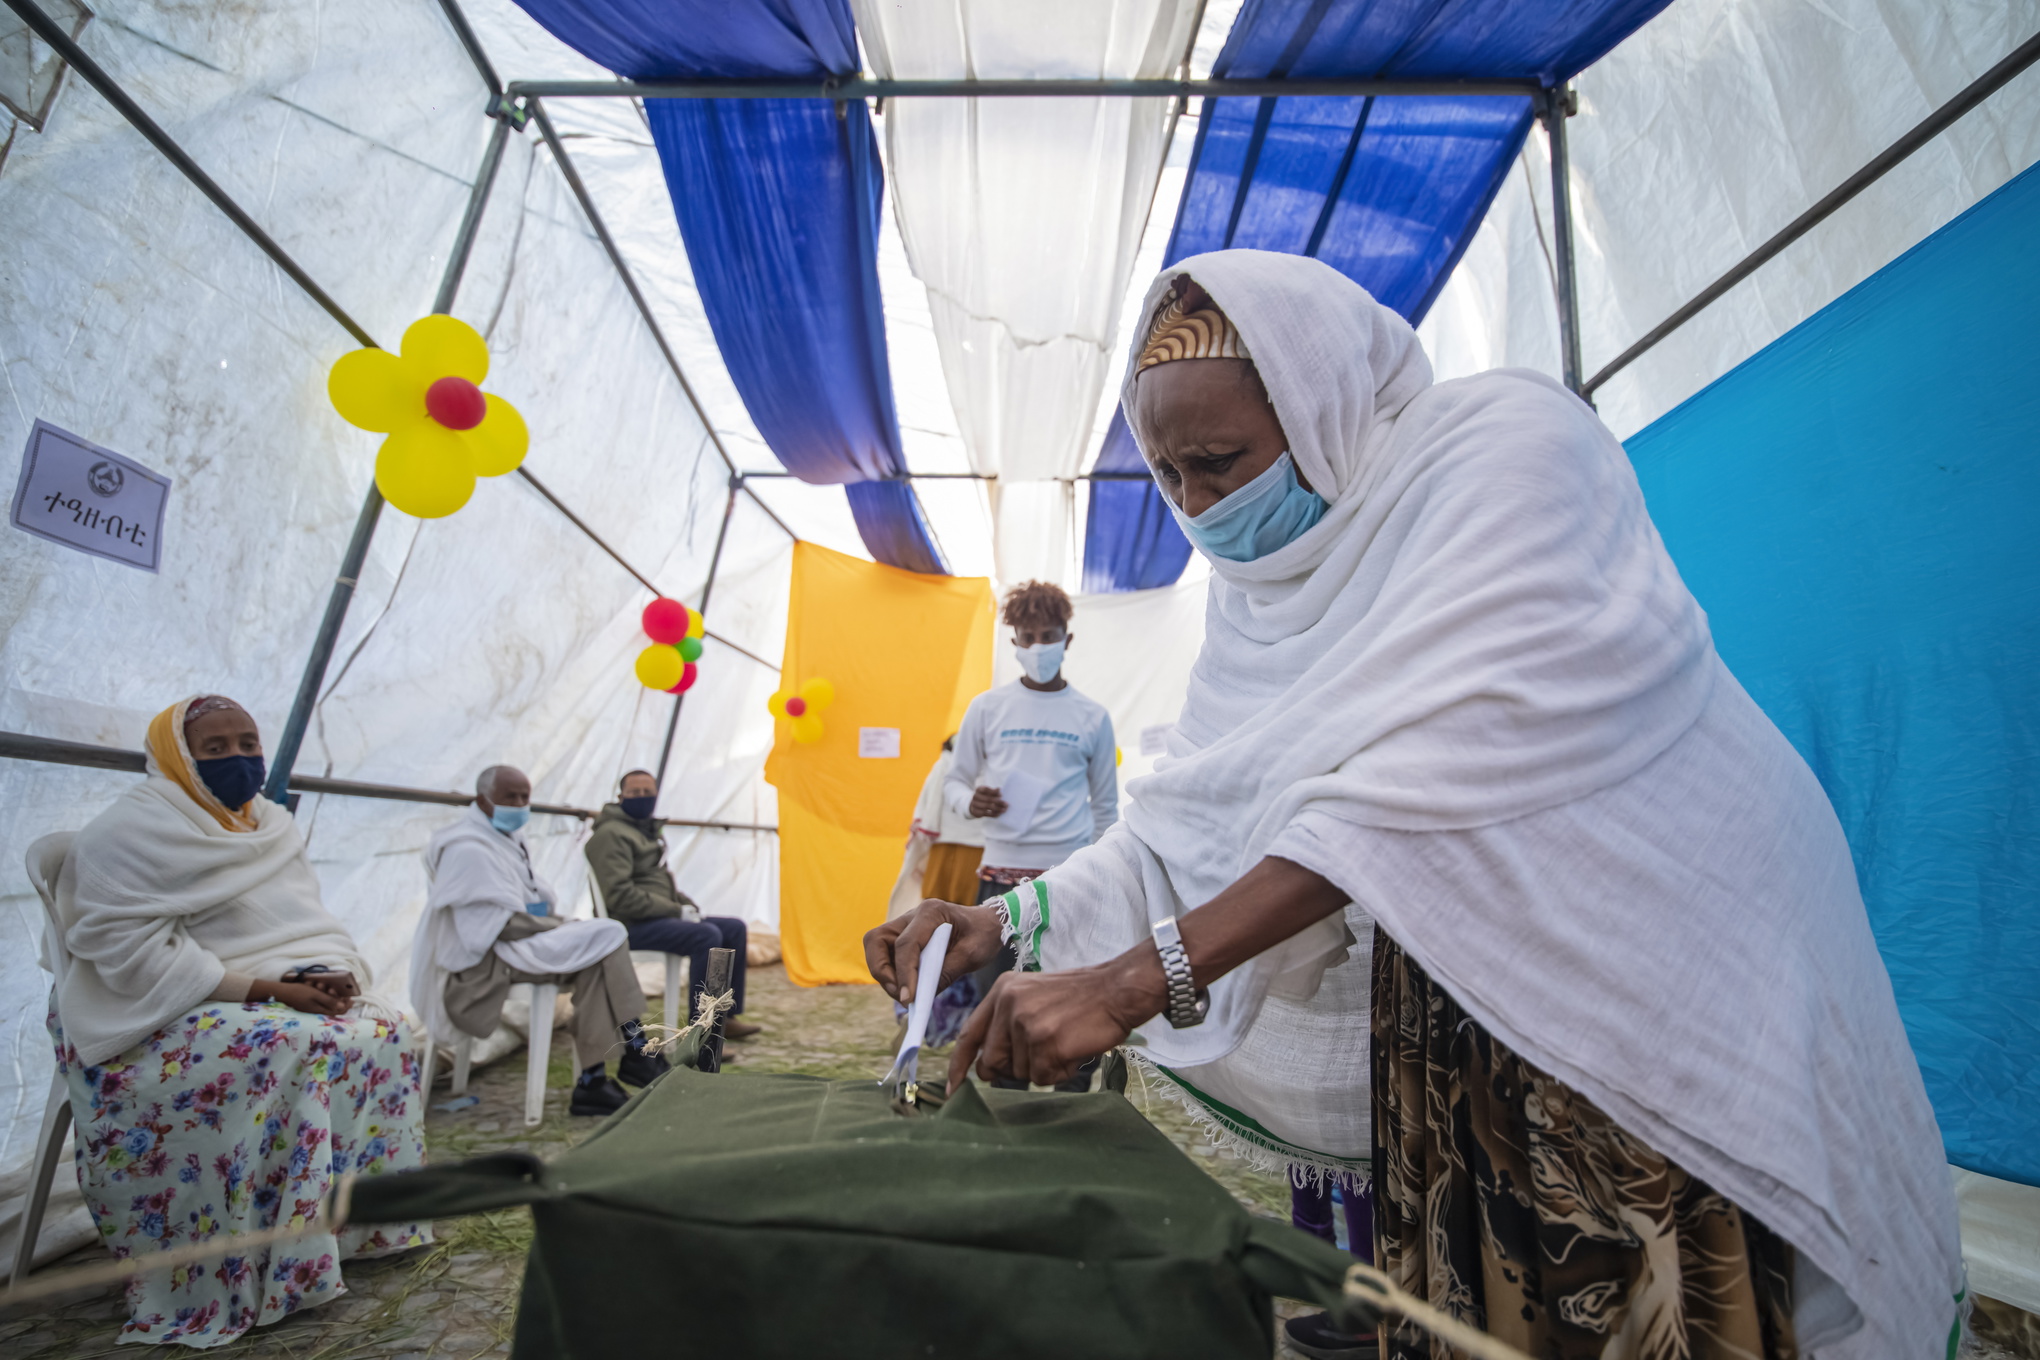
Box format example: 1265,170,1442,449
865,899,1007,1003
250,979,352,1016
948,946,1169,1089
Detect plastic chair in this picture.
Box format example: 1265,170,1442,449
417,860,562,1129
14,832,77,1286
587,871,683,1034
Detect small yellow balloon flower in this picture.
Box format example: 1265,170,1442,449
767,677,834,744
327,315,529,518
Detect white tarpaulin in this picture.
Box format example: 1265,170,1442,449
856,0,1199,585
0,0,794,1267
1418,0,2040,439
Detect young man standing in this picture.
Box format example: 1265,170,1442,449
946,580,1118,905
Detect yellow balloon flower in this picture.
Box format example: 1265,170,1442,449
767,677,835,744
327,315,528,518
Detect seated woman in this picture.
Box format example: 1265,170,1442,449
47,694,428,1349
872,253,1962,1360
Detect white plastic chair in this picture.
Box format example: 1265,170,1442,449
417,859,562,1128
587,870,683,1034
15,831,77,1286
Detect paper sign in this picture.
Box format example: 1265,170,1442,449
10,420,171,571
858,726,901,758
988,767,1049,838
1139,723,1175,756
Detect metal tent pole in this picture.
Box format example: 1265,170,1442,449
1542,85,1586,398
263,115,517,802
656,481,742,786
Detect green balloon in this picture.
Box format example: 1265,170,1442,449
677,636,703,663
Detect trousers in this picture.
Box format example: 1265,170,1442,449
627,915,749,1016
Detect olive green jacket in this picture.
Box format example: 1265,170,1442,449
585,803,696,925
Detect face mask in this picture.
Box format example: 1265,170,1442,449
1015,638,1066,685
195,754,265,809
1168,451,1326,562
619,795,657,821
490,805,530,834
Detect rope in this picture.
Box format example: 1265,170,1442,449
642,989,734,1057
3,1174,358,1308
1342,1262,1537,1360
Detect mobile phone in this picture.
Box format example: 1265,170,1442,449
283,967,358,994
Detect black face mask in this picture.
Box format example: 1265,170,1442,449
619,795,657,821
196,753,266,809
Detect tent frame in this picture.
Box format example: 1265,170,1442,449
3,0,2034,812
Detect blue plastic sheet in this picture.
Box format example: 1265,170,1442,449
1082,0,1667,593
1625,162,2040,1187
514,0,947,573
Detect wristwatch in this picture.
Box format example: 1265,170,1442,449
1151,915,1210,1029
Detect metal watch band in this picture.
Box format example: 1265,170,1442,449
1151,915,1208,1028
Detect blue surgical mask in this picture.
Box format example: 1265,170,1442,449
1015,638,1066,685
195,754,265,810
1167,451,1326,562
618,795,657,821
490,805,530,834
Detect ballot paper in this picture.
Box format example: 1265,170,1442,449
986,768,1048,840
880,922,951,1097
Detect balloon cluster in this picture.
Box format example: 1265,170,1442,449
768,678,835,744
327,316,528,518
635,598,706,694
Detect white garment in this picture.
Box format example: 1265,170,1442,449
53,778,376,1067
945,681,1117,870
1031,250,1960,1355
912,748,985,848
409,806,626,1046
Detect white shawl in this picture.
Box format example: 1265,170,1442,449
54,779,374,1067
409,806,624,1045
1031,250,1960,1354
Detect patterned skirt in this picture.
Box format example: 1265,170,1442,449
50,1001,431,1349
1370,929,1797,1360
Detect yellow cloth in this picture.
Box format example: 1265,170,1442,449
146,696,257,832
767,543,992,985
921,842,984,906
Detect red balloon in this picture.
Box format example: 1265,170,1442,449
667,661,698,694
784,695,807,717
424,375,487,431
642,597,689,644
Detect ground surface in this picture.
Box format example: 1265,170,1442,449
1,964,1329,1359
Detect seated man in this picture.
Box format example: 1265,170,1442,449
585,769,760,1039
412,764,665,1116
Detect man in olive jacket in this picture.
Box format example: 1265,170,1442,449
585,769,759,1038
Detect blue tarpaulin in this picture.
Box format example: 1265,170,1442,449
1083,0,1667,593
1626,162,2040,1187
514,0,947,574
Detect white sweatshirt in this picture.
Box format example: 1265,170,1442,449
945,681,1118,870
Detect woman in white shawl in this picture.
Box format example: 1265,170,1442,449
47,695,427,1348
869,252,1962,1359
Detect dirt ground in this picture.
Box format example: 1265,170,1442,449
7,964,2032,1359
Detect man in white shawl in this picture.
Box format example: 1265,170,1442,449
411,764,656,1116
870,252,1963,1360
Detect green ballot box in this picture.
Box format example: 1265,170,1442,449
348,1053,1358,1358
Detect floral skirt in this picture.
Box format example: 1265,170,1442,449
1370,929,1797,1360
50,1001,431,1349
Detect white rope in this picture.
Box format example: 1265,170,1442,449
3,1175,359,1307
642,988,734,1057
1342,1262,1537,1360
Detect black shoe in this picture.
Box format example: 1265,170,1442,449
616,1049,671,1089
1283,1311,1378,1360
568,1074,629,1116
